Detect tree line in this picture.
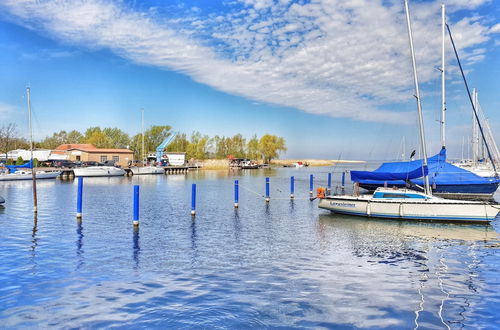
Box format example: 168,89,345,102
1,124,286,162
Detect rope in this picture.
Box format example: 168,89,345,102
238,183,316,200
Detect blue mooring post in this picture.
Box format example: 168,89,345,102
327,173,332,189
191,183,196,216
309,174,314,197
290,176,295,199
265,177,270,203
133,185,139,226
76,177,83,219
234,180,239,208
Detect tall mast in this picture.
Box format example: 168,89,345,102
141,108,144,164
472,88,478,165
404,0,431,195
440,4,446,149
27,87,38,212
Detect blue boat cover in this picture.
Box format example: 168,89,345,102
6,160,33,172
353,148,499,185
351,165,428,182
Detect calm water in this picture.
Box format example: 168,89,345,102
1,166,499,329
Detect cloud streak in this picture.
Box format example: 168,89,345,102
0,0,496,123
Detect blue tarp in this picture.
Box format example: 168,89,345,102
351,165,428,182
6,160,33,172
354,148,499,186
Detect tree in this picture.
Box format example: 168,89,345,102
247,134,260,160
259,134,287,162
166,133,189,153
39,130,84,149
144,125,172,153
16,156,24,165
102,127,130,149
228,134,246,158
0,123,17,161
186,131,210,160
85,130,110,148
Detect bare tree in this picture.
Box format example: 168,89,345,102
0,123,17,162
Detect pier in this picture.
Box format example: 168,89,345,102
164,166,189,174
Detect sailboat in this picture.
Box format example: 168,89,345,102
130,109,164,175
318,0,499,223
0,89,61,182
352,4,499,200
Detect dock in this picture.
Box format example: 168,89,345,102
57,166,189,179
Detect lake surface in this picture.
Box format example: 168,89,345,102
1,166,499,329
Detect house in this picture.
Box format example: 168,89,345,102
54,144,134,167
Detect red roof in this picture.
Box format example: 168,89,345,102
55,144,132,154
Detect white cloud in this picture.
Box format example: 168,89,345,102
0,0,496,124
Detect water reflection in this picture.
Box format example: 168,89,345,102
190,218,198,268
76,219,84,269
132,227,140,270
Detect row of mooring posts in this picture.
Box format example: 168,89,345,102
75,172,348,223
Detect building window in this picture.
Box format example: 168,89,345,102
112,156,119,162
76,156,81,161
100,155,107,162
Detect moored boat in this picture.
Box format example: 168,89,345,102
0,195,4,205
0,170,61,181
318,187,498,223
130,166,165,175
73,166,126,177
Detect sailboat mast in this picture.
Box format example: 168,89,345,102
404,0,431,195
141,108,144,164
27,87,37,212
440,3,446,149
472,88,478,165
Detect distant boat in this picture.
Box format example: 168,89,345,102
73,166,126,177
0,195,4,205
0,160,60,181
0,170,60,181
130,166,164,175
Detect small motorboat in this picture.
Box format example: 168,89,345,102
130,166,165,175
73,166,126,177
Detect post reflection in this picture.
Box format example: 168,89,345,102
133,226,140,270
190,218,198,267
76,219,84,269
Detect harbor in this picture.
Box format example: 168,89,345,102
1,166,500,328
1,0,500,328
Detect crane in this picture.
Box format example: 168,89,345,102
156,131,178,162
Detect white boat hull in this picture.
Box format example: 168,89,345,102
130,166,164,175
319,194,499,223
73,166,126,177
0,171,61,181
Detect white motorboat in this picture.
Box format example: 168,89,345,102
319,187,498,223
0,170,61,181
130,166,164,175
73,166,126,177
319,1,500,224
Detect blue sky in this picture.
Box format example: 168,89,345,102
0,0,499,160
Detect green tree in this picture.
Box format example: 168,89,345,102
259,134,287,162
186,131,209,160
213,135,229,159
228,134,246,158
247,134,260,160
166,133,189,153
16,156,24,165
145,125,172,153
103,127,130,148
6,158,13,165
67,130,83,144
86,130,110,148
33,158,39,167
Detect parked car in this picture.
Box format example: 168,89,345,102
103,160,120,167
83,161,100,167
54,160,76,168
